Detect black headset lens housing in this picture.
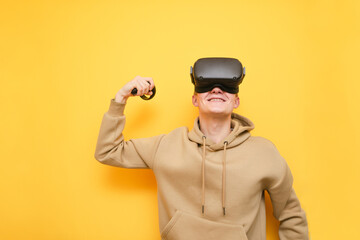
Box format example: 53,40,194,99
190,57,246,94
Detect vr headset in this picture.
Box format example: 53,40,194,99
190,57,246,94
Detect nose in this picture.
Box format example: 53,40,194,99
211,87,223,94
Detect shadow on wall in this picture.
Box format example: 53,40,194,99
104,167,156,192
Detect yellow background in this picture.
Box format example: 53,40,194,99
1,0,359,239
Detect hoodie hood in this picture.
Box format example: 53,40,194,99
188,113,255,150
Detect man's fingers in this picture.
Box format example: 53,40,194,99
128,76,155,97
141,77,154,90
139,78,154,95
138,80,150,96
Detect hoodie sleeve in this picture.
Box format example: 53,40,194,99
94,99,164,169
276,188,309,239
266,143,309,239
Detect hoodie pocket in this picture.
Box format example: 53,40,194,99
161,210,248,240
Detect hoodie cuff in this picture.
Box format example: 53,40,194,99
107,98,126,116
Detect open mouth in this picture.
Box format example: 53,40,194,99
207,98,226,102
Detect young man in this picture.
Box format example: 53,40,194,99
94,58,309,240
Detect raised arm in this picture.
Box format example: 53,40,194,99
94,76,163,169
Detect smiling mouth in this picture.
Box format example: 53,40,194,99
208,98,225,102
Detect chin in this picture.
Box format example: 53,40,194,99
205,109,232,117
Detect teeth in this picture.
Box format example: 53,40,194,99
209,99,224,102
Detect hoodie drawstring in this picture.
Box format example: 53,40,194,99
201,136,206,215
201,137,228,216
222,141,228,215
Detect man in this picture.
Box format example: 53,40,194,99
94,58,309,239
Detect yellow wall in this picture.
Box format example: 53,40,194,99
1,0,359,239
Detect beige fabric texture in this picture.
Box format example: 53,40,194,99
94,99,309,240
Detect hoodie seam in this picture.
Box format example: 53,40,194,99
114,117,120,147
266,146,292,191
152,134,166,172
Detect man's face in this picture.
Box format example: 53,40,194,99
192,87,240,117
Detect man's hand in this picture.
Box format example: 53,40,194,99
115,76,155,104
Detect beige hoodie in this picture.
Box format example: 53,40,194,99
94,99,309,240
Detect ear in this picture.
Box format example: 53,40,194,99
233,96,240,109
192,94,199,107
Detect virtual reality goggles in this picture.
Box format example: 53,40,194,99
190,57,246,94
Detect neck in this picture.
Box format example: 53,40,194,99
198,114,232,144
